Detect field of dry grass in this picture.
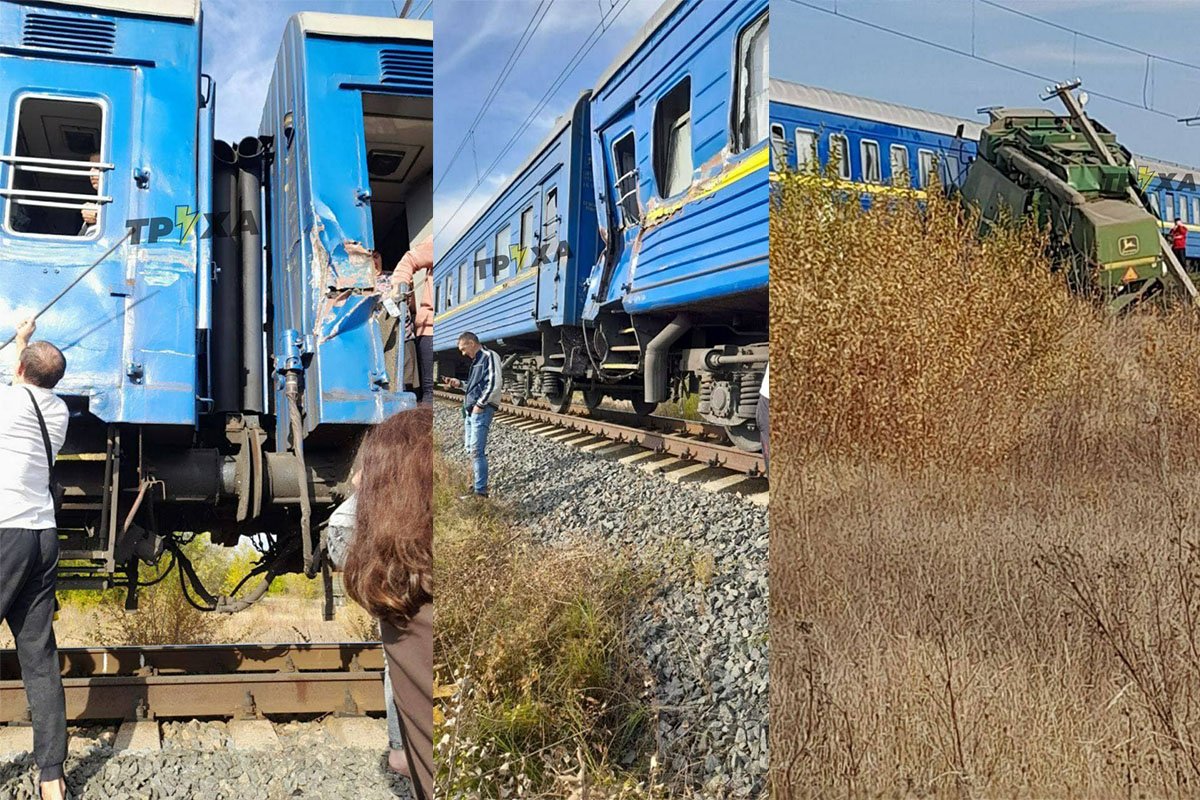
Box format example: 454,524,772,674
770,173,1200,797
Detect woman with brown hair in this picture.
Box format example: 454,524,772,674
341,405,433,800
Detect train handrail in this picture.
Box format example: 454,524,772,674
0,188,113,204
0,154,114,170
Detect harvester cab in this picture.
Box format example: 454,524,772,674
961,81,1195,311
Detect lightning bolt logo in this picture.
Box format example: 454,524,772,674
509,244,529,272
175,204,200,243
1137,167,1157,192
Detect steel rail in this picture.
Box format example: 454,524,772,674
435,390,765,476
0,642,385,722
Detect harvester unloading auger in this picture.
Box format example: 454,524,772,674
961,80,1196,312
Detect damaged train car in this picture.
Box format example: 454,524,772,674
432,0,769,451
0,0,431,612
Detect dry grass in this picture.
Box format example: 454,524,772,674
433,444,667,799
770,173,1200,797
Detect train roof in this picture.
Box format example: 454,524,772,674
592,0,686,95
29,0,199,21
441,92,588,259
294,12,431,41
1135,155,1200,185
771,79,985,140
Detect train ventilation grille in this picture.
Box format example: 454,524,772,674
379,47,433,94
22,13,116,55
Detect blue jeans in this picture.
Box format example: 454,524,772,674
464,405,495,495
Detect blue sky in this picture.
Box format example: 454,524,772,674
202,0,432,143
433,0,661,245
774,0,1200,169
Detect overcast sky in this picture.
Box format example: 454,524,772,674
773,0,1200,168
432,0,661,248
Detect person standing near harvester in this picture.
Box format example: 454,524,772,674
0,318,69,800
442,331,502,499
1171,217,1189,266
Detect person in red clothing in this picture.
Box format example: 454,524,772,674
393,238,435,404
1170,217,1189,266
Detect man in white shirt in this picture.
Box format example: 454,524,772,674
0,318,69,800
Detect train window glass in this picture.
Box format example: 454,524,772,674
861,141,881,184
1183,201,1191,225
830,134,850,180
457,262,467,303
1149,192,1161,217
1166,192,1176,220
474,246,487,293
1193,197,1199,225
445,275,454,310
519,207,533,271
435,281,442,313
732,11,768,152
770,124,787,170
795,129,816,171
654,77,692,198
6,96,105,238
918,149,935,189
890,145,910,187
611,133,639,226
494,225,512,281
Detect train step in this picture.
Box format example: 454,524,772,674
601,362,639,370
609,344,640,352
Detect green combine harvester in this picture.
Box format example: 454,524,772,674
961,80,1196,312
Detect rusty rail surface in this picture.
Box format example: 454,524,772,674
435,390,765,476
0,642,384,722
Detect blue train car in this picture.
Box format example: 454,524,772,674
1138,156,1200,266
0,3,431,608
435,0,769,451
769,79,982,194
431,92,596,400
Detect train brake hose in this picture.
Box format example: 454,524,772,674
0,228,134,350
285,375,315,578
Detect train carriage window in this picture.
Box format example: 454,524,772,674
1166,192,1176,220
611,134,639,226
435,281,442,313
1183,200,1191,225
732,11,768,152
890,145,910,187
830,134,850,180
795,129,817,172
518,206,533,271
444,275,454,310
494,225,512,281
474,246,487,293
1149,192,1161,217
918,149,935,189
861,141,881,184
770,124,787,170
544,188,561,264
6,97,106,238
457,261,467,303
653,77,693,198
1193,196,1199,226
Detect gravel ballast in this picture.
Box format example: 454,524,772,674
438,403,769,797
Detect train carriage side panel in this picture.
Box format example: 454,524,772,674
586,0,768,320
260,13,430,445
432,92,594,358
0,0,201,426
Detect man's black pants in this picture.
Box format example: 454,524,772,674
1174,247,1188,267
0,528,66,782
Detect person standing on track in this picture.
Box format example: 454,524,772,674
392,238,435,404
1170,217,1189,266
441,331,502,499
0,318,69,800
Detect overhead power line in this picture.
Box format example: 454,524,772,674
785,0,1181,120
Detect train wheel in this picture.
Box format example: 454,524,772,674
630,397,657,417
546,377,574,413
582,386,605,413
726,421,763,453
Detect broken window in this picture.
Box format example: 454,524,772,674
830,134,850,180
732,11,768,153
890,145,909,187
653,77,692,198
795,129,816,172
918,150,934,189
5,96,106,237
611,134,639,227
861,141,881,184
770,123,787,170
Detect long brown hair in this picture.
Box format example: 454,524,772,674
341,405,432,627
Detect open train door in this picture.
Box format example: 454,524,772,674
591,104,640,310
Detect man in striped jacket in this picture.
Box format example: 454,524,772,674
444,331,502,498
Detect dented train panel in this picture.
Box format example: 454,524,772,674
259,14,432,442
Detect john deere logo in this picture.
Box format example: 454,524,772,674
1119,235,1139,255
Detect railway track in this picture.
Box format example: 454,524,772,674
435,390,768,504
0,642,384,723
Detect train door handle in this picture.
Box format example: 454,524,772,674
355,189,371,206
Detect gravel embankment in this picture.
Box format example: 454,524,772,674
0,722,412,799
437,404,769,797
